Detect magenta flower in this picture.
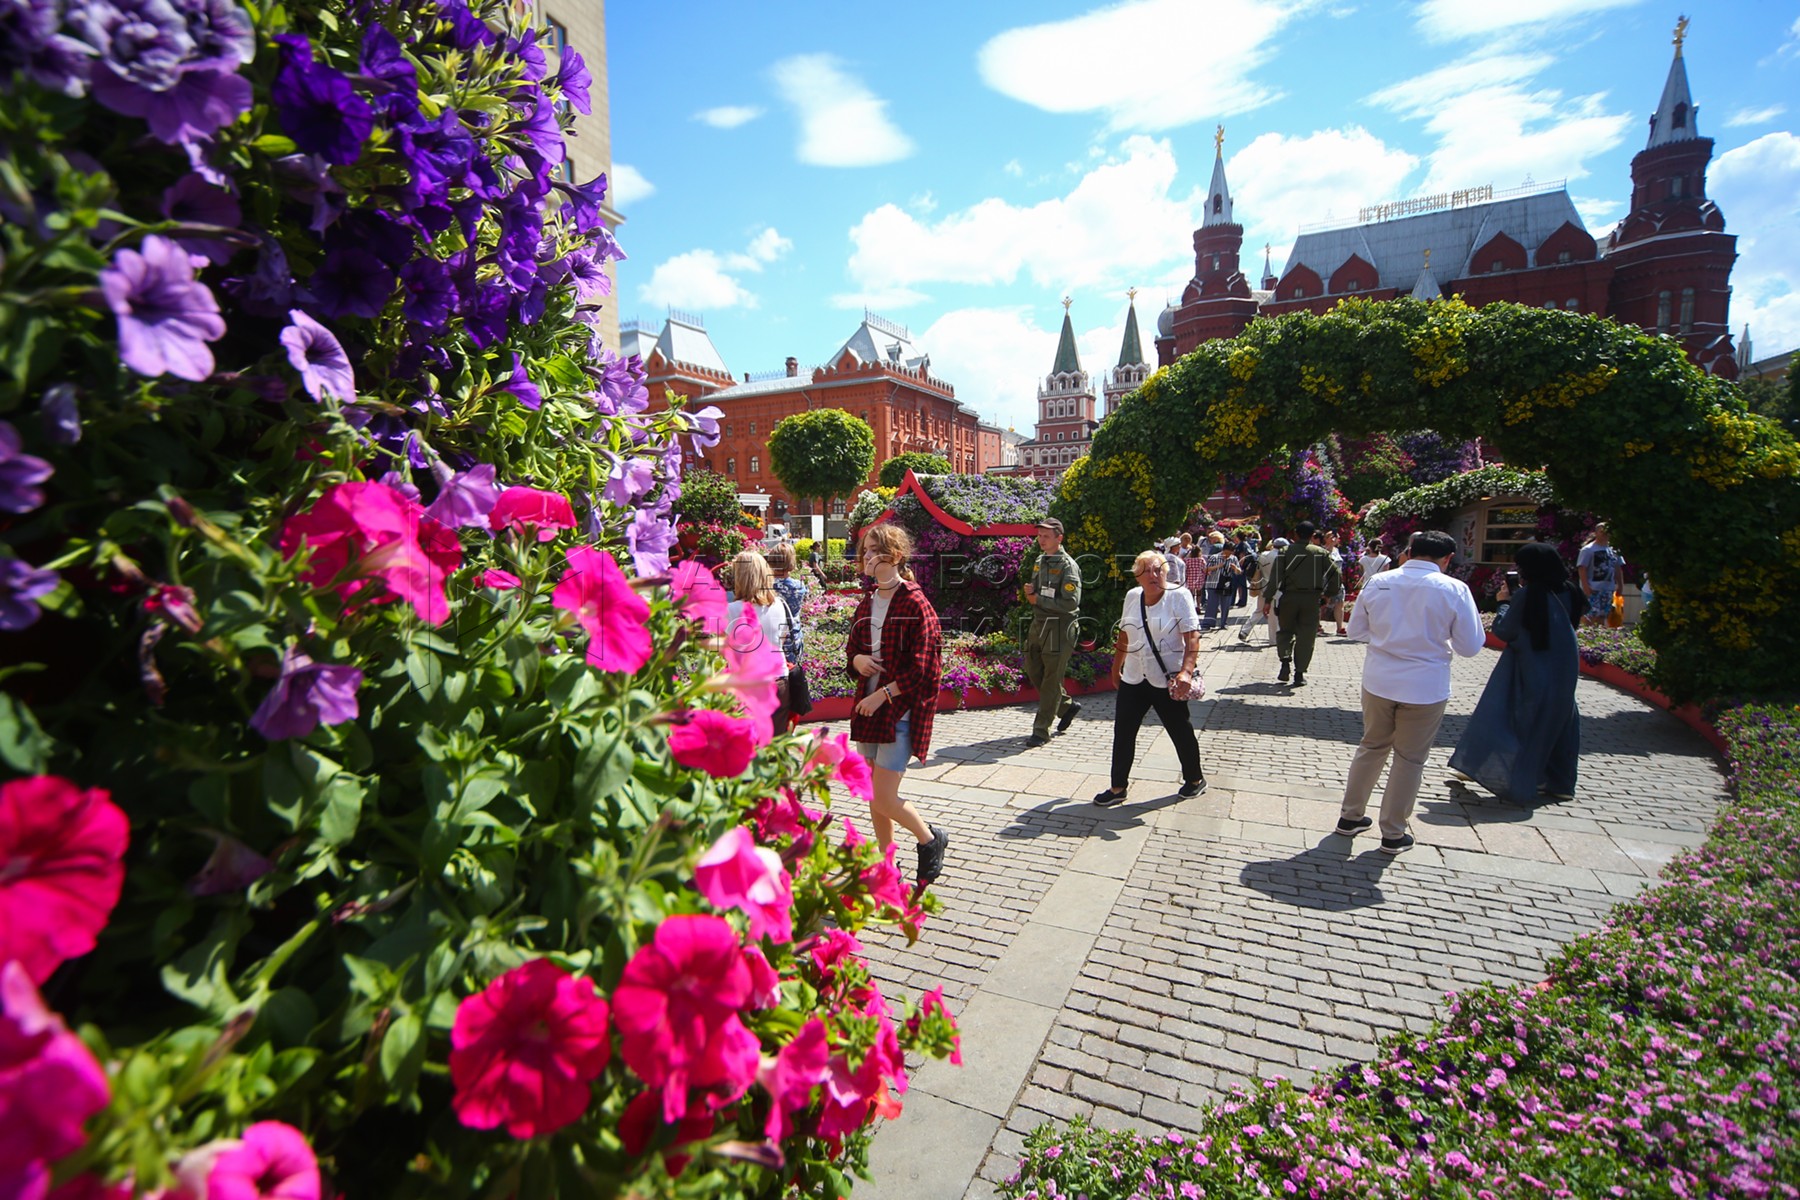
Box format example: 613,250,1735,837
818,993,907,1138
670,560,729,635
0,962,111,1182
202,1121,321,1200
488,487,576,542
99,235,226,382
450,959,611,1140
0,421,53,514
552,545,652,673
280,481,463,626
479,568,522,591
614,915,762,1122
280,310,356,403
807,729,874,804
713,610,786,744
667,709,758,778
759,1018,830,1142
0,776,128,984
693,826,794,943
249,648,362,742
750,789,823,853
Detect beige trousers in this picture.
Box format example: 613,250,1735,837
1340,688,1447,840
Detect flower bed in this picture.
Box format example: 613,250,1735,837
1003,699,1800,1198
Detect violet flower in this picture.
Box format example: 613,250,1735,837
563,247,610,302
597,351,648,414
1,0,93,96
399,256,455,329
0,557,59,631
98,234,225,382
553,47,591,115
309,247,394,320
554,172,608,236
73,0,255,144
423,462,501,528
271,33,374,165
627,509,677,577
249,648,363,741
0,421,52,513
280,309,356,402
160,172,243,263
604,457,656,507
187,830,274,896
491,353,542,410
40,384,82,446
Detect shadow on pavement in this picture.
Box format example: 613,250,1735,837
1238,838,1399,911
996,788,1190,841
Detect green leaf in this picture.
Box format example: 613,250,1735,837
573,732,635,808
162,911,249,1017
318,772,366,845
249,133,297,155
0,693,54,773
379,1010,424,1089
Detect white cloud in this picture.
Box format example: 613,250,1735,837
694,105,763,129
770,54,914,167
828,287,931,311
609,163,655,208
639,227,793,311
1225,128,1420,262
1369,53,1630,194
1570,194,1623,231
1003,159,1025,177
919,308,1058,431
1711,132,1800,352
1726,105,1788,128
1413,0,1639,42
978,0,1309,132
844,136,1200,297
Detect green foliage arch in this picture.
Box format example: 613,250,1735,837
1053,297,1800,699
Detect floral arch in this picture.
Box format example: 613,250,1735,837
1053,297,1800,699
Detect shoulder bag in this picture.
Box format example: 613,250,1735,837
1140,592,1205,702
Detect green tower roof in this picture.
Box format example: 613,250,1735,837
1116,300,1145,368
1051,309,1082,375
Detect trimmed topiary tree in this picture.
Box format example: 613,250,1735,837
768,408,876,516
877,451,952,488
1055,297,1800,700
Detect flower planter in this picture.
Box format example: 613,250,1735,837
798,673,1116,724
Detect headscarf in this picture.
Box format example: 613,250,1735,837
1514,542,1576,651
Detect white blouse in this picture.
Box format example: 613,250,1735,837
1118,586,1201,686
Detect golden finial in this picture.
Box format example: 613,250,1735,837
1062,295,1072,312
1214,124,1225,154
1672,14,1688,57
1127,286,1138,303
1423,247,1432,266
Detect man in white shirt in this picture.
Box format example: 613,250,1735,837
1160,539,1186,588
1336,530,1485,854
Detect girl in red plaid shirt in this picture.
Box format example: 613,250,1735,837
848,524,950,885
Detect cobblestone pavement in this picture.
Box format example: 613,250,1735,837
850,625,1726,1199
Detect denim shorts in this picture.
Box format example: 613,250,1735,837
857,714,912,773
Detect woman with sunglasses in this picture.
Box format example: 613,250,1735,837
1094,550,1208,807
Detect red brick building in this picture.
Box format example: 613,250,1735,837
635,311,998,519
1155,32,1741,380
1000,295,1152,482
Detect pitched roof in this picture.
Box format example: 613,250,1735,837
654,311,729,374
1051,310,1082,375
619,319,659,363
1117,300,1146,367
1203,144,1234,227
830,311,931,373
1647,44,1699,148
1279,189,1587,295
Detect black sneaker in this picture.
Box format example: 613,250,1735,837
1057,701,1082,734
1292,672,1307,687
1277,660,1291,683
1335,816,1373,836
917,825,949,883
1178,777,1207,799
1026,733,1050,748
1379,833,1414,855
1092,787,1127,808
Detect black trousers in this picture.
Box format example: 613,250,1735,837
1110,678,1203,791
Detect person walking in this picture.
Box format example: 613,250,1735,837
1335,530,1486,853
1576,522,1622,627
1449,543,1584,802
1269,522,1340,686
1359,537,1391,581
1022,517,1083,747
847,523,950,885
1160,538,1186,588
1321,530,1349,637
1238,536,1287,646
1093,550,1207,807
767,543,812,729
726,550,796,673
1204,545,1241,633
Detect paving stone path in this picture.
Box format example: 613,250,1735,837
845,626,1726,1199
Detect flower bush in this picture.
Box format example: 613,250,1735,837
1004,702,1800,1199
1578,625,1660,677
0,2,956,1196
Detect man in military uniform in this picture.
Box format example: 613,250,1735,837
1023,517,1082,747
1268,520,1340,687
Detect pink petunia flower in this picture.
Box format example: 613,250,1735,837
0,962,111,1179
693,827,793,943
749,789,823,853
479,568,522,591
711,610,786,744
617,1089,714,1177
449,959,612,1140
667,709,758,778
909,986,962,1067
817,993,908,1139
0,776,129,983
806,729,873,804
203,1121,321,1200
858,843,911,915
552,546,652,673
487,487,577,542
279,481,462,626
613,915,761,1123
758,1018,831,1142
669,561,728,635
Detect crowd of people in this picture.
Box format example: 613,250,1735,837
686,515,1614,886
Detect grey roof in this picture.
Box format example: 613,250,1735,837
1203,147,1234,227
1156,302,1175,337
655,313,730,374
1647,47,1698,148
1279,189,1588,293
1411,262,1443,300
698,375,811,402
619,320,659,363
830,312,932,373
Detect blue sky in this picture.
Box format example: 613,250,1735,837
608,1,1800,433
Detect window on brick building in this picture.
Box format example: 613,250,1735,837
1543,300,1557,309
1565,299,1579,310
1656,290,1671,331
1670,175,1684,198
1679,288,1695,333
1211,255,1220,271
831,497,846,516
1057,432,1064,441
1345,279,1359,291
725,422,733,437
545,18,568,56
1557,250,1573,264
1490,259,1505,273
750,455,759,474
727,457,737,474
1291,286,1306,299
749,421,756,434
1672,102,1687,130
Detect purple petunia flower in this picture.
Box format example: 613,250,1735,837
0,420,53,513
0,557,59,631
40,384,82,446
271,33,375,165
509,91,565,177
596,350,649,414
439,0,495,51
280,309,356,402
269,152,347,232
462,284,510,348
491,353,541,410
399,256,455,329
72,0,255,143
249,647,363,741
99,234,225,381
327,207,416,271
603,457,656,507
93,62,250,144
423,462,500,528
552,47,591,116
563,247,610,303
358,24,417,118
686,404,723,451
626,508,677,577
309,247,394,320
1,0,94,96
506,26,546,81
160,172,242,263
223,234,295,317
